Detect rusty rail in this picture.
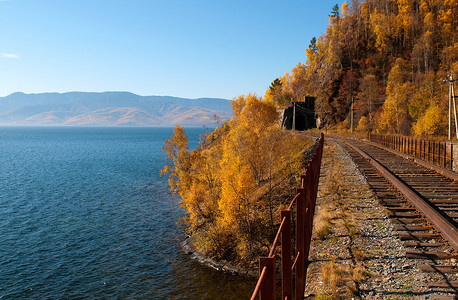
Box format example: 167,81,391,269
343,140,458,252
369,133,454,171
251,133,324,300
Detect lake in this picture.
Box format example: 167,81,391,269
0,126,254,299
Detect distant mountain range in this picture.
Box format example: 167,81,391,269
0,92,233,126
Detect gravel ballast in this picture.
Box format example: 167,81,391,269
304,140,457,299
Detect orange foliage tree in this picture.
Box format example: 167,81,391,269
162,94,312,265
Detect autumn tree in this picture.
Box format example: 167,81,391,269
162,94,311,264
378,58,413,134
357,74,379,125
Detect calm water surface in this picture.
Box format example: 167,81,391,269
0,126,254,299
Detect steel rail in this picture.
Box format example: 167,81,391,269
343,140,458,252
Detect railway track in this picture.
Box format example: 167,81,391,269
335,137,458,294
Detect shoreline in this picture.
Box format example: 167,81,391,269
181,236,257,278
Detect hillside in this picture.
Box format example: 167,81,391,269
266,0,457,137
0,92,232,126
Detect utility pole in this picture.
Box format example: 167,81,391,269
350,97,354,134
444,73,457,140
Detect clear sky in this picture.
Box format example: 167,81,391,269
0,0,344,100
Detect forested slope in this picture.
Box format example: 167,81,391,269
266,0,457,136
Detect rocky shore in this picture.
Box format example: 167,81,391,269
181,236,257,278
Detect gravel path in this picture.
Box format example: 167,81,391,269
304,140,457,299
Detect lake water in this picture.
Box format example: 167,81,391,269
0,126,254,299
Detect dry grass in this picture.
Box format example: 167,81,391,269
352,264,370,283
352,246,368,262
307,141,373,298
314,205,333,240
321,261,346,297
320,260,369,299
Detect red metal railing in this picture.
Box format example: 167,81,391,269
251,133,324,300
369,134,454,171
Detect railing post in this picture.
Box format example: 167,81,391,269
443,142,446,168
281,210,292,300
451,143,454,171
427,140,430,161
304,171,314,269
295,187,306,300
420,139,423,159
259,256,276,300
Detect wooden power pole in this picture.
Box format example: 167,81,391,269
350,97,354,134
444,73,457,140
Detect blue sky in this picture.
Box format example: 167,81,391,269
0,0,343,99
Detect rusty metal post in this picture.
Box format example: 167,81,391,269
435,142,438,165
411,138,413,155
444,142,447,168
413,138,415,156
420,140,425,159
303,171,314,269
295,187,306,300
301,166,309,188
425,140,428,160
442,142,445,168
428,140,431,162
259,256,276,300
419,139,421,159
424,140,427,160
433,141,435,164
281,210,292,300
451,143,454,170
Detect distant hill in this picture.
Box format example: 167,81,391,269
0,92,233,126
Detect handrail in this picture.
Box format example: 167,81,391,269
250,267,268,300
269,216,286,256
251,133,324,300
288,193,300,210
291,252,300,272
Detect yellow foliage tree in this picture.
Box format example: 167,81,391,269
356,115,370,133
378,59,413,134
412,103,446,136
162,94,311,265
